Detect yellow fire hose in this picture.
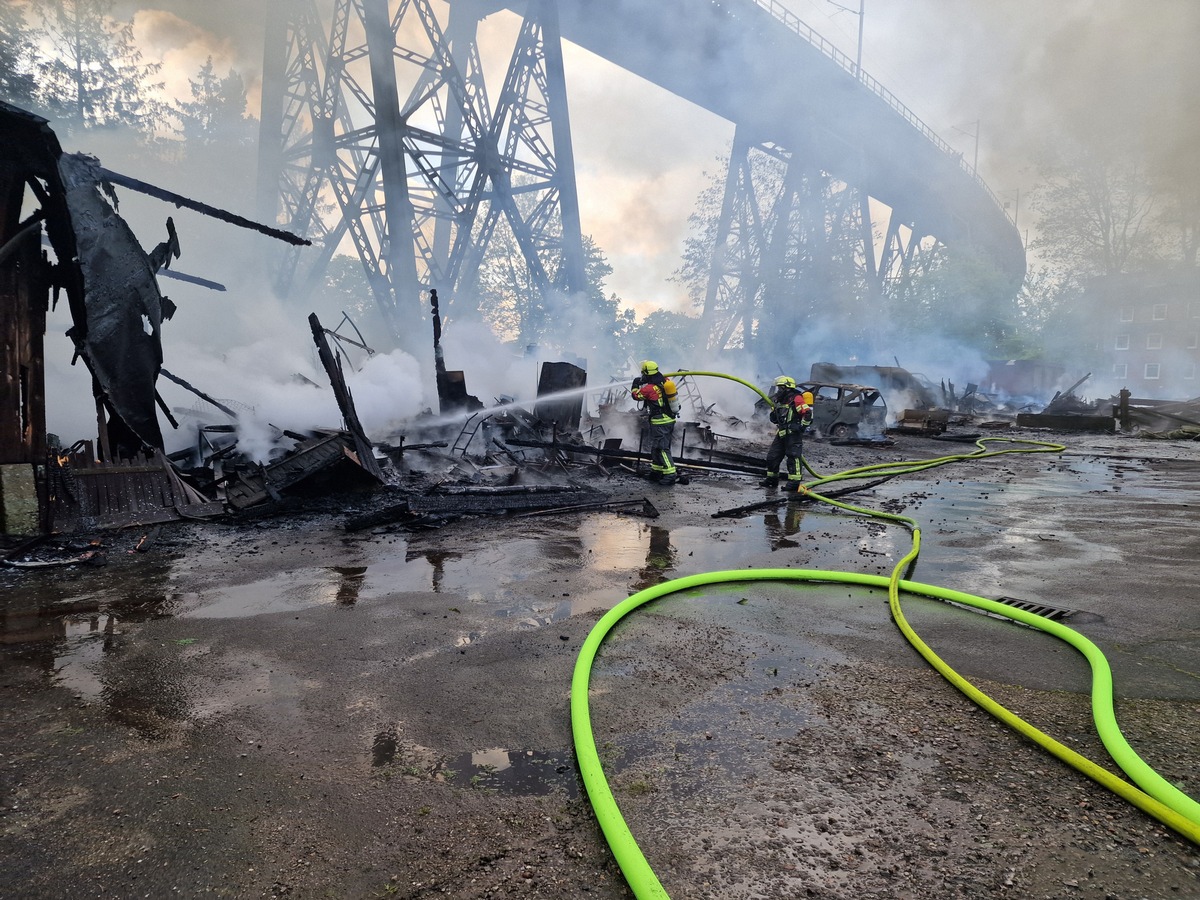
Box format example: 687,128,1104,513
571,374,1200,899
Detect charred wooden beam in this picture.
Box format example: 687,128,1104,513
409,488,603,514
223,432,351,510
509,497,659,519
159,368,239,418
711,475,900,518
1016,413,1114,433
308,313,385,483
503,437,764,475
96,166,311,246
343,485,622,532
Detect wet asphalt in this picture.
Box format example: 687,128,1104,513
1,428,1197,897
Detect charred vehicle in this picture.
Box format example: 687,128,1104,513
799,381,888,438
755,380,888,438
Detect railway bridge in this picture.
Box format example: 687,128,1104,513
258,0,1024,360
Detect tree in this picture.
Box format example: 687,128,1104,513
474,211,632,369
320,254,380,324
0,2,39,110
631,310,704,364
167,57,257,204
32,0,166,135
475,214,543,345
673,145,871,361
1027,138,1163,278
1006,264,1080,359
885,244,1022,359
174,57,255,150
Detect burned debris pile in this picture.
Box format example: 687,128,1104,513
1123,395,1200,440
9,102,1200,545
0,101,313,537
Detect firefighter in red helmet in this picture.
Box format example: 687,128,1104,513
630,360,682,485
762,376,813,491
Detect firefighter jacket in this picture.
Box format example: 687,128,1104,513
769,390,813,436
631,373,680,425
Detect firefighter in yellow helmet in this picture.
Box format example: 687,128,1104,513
762,376,813,491
630,360,682,485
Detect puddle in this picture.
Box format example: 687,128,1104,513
1,453,1171,652
443,747,580,798
370,726,580,796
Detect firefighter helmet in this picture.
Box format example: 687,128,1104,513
773,375,796,390
640,360,659,376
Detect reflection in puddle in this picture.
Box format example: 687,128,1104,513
373,725,399,766
404,549,461,593
1,606,193,740
445,746,580,798
181,564,378,618
763,504,806,550
494,599,571,628
333,566,367,605
368,731,579,796
632,525,676,591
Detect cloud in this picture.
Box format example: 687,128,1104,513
132,9,241,106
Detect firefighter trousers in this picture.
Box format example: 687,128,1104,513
645,419,677,479
765,430,805,482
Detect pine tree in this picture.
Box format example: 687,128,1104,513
0,2,39,110
174,57,255,150
32,0,166,135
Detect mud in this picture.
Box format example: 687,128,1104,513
1,430,1198,899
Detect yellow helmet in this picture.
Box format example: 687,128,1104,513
640,360,659,376
773,375,796,390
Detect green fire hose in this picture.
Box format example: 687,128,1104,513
571,375,1200,899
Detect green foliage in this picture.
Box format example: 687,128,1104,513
475,216,633,366
0,2,39,110
1027,137,1163,278
319,254,381,324
630,309,703,363
174,57,255,151
885,244,1022,358
31,0,167,135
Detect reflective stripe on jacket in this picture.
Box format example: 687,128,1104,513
770,391,812,435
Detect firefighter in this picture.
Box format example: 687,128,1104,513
762,376,813,491
630,360,682,485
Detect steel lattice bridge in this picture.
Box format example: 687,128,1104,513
257,0,1024,359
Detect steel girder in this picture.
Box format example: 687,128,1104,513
701,130,940,356
257,0,585,348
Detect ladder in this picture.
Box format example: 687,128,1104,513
452,412,490,456
674,375,709,417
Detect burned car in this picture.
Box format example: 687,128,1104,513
798,381,888,438
755,380,888,438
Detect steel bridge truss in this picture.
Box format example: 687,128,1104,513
700,126,940,356
259,0,942,354
258,0,585,347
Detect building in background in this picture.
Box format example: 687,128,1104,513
1085,268,1200,400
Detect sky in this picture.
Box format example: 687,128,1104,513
22,0,1200,447
88,0,1199,314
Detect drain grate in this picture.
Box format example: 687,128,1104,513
945,595,1078,625
993,596,1077,620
